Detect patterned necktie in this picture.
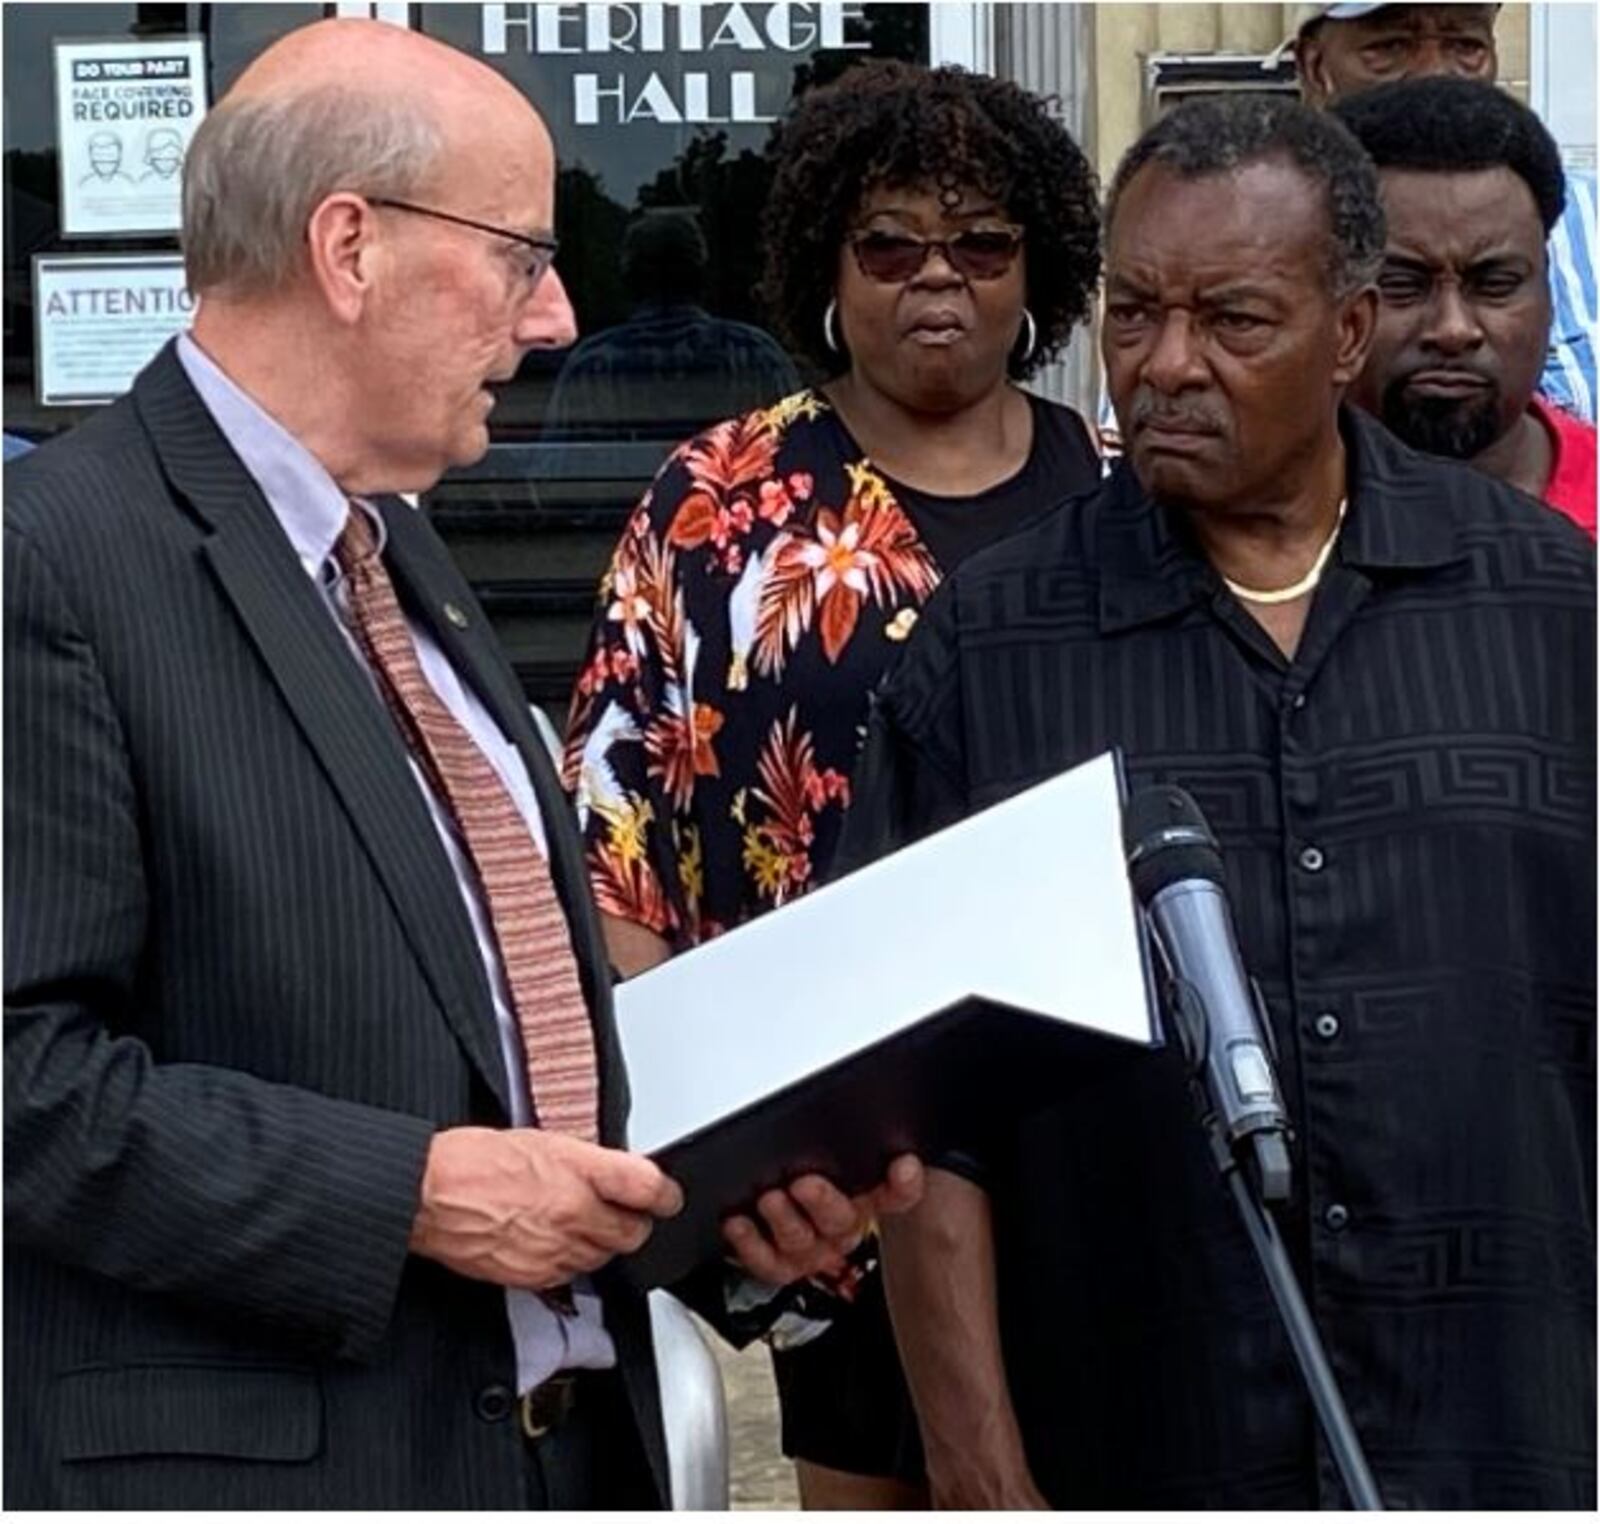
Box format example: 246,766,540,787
334,503,600,1143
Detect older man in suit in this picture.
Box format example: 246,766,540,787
3,19,918,1510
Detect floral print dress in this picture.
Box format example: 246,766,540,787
564,389,950,947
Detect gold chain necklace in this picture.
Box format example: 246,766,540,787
1221,498,1348,606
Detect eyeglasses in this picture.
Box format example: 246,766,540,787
847,226,1025,284
367,197,559,286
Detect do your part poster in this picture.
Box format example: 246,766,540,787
54,36,208,237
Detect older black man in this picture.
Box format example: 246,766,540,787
843,95,1594,1510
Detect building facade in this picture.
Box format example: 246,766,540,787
2,3,1580,713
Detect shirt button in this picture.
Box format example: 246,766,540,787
1299,845,1326,873
1292,693,1307,710
474,1383,514,1423
1324,1203,1350,1232
1314,1012,1341,1041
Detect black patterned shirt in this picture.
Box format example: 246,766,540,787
841,407,1596,1509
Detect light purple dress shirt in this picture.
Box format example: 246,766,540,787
177,333,614,1392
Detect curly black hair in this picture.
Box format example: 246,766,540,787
1107,94,1385,298
1331,76,1566,234
758,61,1101,380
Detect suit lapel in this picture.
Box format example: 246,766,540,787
132,345,512,1115
379,498,631,1145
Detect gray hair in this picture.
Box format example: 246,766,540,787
182,84,445,294
1106,94,1385,298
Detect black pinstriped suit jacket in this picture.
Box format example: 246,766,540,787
3,342,669,1508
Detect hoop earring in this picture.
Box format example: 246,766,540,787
1015,308,1037,364
823,297,841,355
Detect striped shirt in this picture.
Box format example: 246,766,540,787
1544,167,1598,422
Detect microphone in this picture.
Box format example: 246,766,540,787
1125,785,1294,1205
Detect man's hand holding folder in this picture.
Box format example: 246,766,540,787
722,1154,926,1283
408,1123,923,1291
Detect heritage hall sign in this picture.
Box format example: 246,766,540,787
480,3,869,125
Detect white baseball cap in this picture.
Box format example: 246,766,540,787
1282,3,1391,49
1268,6,1384,67
1297,1,1498,35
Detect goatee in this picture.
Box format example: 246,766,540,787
1380,377,1503,461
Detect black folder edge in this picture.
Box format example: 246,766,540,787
623,998,1156,1291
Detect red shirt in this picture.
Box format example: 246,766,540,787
1530,394,1597,538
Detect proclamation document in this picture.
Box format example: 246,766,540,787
616,749,1157,1286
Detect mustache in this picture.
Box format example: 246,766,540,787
1126,390,1226,435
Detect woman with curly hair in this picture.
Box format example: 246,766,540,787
563,60,1102,1508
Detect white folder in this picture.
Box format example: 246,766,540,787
615,749,1159,1288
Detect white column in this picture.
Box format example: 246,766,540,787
332,1,412,27
1530,1,1597,169
927,2,995,73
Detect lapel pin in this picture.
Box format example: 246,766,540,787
443,601,469,629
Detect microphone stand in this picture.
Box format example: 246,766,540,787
1172,982,1385,1511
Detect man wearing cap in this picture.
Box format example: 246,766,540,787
1336,76,1595,536
1295,2,1597,423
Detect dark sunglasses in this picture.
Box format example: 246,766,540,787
847,226,1025,284
367,196,559,285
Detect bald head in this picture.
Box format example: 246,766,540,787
232,19,537,132
183,19,552,295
